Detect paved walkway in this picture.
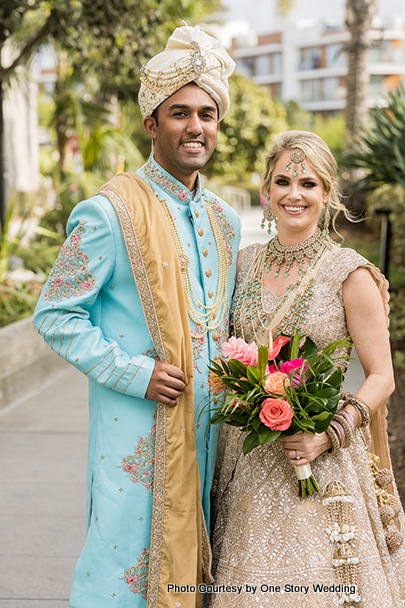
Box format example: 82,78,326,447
0,207,365,607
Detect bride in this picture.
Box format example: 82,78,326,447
209,131,405,607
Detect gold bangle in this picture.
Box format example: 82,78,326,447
333,413,354,448
326,425,341,455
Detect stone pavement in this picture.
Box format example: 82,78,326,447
0,206,365,607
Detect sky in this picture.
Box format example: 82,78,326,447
221,0,405,34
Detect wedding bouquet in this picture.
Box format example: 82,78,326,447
208,331,351,497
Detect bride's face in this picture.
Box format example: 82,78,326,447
269,149,328,238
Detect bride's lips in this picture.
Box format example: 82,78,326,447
282,205,307,213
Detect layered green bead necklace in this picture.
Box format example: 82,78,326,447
232,229,332,343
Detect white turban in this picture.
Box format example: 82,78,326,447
138,24,235,121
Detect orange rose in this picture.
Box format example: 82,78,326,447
259,398,293,431
264,371,290,396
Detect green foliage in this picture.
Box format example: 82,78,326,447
311,113,346,166
1,0,221,98
367,183,405,366
367,184,405,272
0,283,39,329
206,73,288,184
345,86,405,190
285,101,346,166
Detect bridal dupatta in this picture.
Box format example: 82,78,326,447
99,173,212,608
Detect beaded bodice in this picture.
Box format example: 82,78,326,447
231,243,371,354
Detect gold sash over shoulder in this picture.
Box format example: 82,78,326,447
99,172,212,608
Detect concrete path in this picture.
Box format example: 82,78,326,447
0,206,364,607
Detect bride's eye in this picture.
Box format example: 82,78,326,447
303,181,317,188
275,179,288,186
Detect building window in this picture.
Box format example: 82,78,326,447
300,79,322,102
368,75,387,99
271,53,282,75
369,40,405,65
236,57,255,77
324,77,340,101
256,54,270,76
298,47,321,71
325,43,346,68
267,82,283,100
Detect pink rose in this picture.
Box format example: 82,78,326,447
259,398,293,431
221,337,258,366
279,359,308,387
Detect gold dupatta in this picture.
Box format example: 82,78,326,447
98,172,212,608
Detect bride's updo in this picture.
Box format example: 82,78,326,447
262,130,354,231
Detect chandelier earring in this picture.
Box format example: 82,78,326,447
322,203,331,239
261,201,277,234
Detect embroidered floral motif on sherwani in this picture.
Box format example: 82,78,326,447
145,157,190,202
210,200,236,266
44,220,96,302
121,423,156,494
123,549,150,599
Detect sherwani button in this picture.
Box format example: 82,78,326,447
212,332,220,341
198,228,204,236
203,248,208,257
195,210,199,218
208,290,214,298
205,269,212,277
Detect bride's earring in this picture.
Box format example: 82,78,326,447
322,203,330,239
261,202,277,234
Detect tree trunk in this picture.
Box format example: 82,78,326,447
345,0,376,139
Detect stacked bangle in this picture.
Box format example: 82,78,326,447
333,413,354,447
337,408,356,432
326,425,341,455
326,408,357,454
342,396,371,428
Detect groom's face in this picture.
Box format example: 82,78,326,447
143,83,219,186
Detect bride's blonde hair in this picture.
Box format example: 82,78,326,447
262,130,355,232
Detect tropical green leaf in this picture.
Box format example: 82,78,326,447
247,366,261,384
243,431,261,454
257,345,269,376
258,427,281,444
228,359,248,377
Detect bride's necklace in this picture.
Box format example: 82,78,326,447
264,227,328,277
232,229,332,343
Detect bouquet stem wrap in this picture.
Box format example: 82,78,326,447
293,463,320,497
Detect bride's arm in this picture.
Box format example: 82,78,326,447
280,266,395,466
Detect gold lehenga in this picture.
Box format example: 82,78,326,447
209,244,405,608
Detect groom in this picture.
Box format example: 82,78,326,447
34,23,241,608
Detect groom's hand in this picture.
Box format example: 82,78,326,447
145,358,185,406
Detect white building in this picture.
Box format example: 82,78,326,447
231,15,405,114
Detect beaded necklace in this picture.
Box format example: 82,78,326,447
232,232,332,344
265,227,327,277
144,174,230,338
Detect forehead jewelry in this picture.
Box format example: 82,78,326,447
286,149,307,176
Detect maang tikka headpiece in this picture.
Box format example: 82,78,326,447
286,149,307,176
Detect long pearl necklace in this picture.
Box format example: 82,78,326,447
145,175,230,337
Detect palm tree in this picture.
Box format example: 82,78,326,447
344,0,376,139
277,0,376,142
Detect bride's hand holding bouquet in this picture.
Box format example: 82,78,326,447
207,330,352,497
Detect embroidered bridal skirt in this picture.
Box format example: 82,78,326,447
209,245,405,608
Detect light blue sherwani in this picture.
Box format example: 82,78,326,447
34,156,241,607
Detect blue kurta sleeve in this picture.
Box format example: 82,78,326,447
33,195,155,399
